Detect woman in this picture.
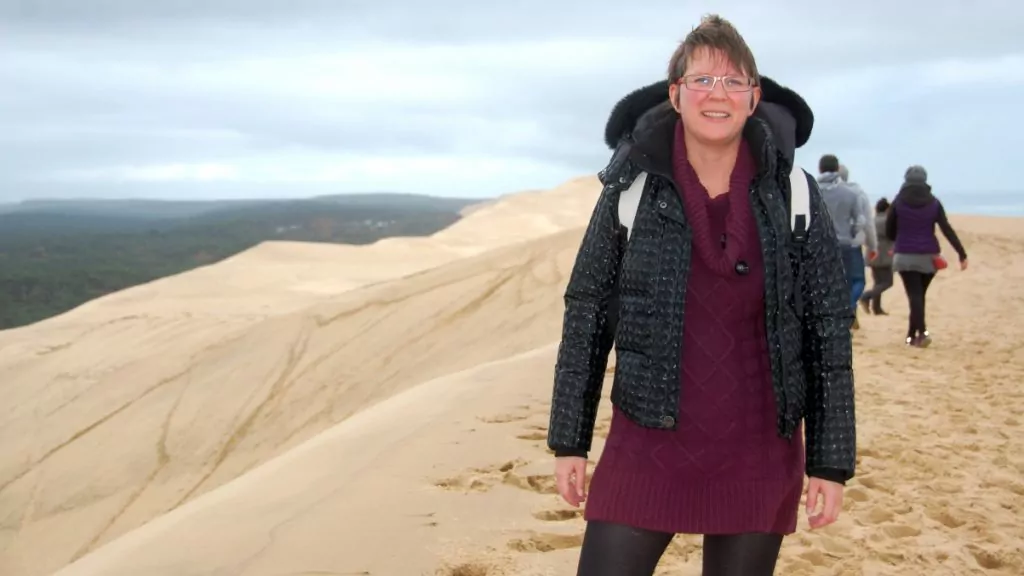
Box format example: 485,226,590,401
885,165,968,347
546,14,856,576
859,197,895,315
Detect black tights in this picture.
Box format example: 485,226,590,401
576,521,783,576
899,271,935,339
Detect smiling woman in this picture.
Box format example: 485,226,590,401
546,13,857,576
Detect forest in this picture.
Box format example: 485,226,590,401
0,194,476,330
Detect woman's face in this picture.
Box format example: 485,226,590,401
670,48,760,146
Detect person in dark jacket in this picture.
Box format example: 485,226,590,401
859,197,895,314
546,14,856,576
885,165,968,347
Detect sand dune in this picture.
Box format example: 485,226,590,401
0,175,600,576
3,173,1023,576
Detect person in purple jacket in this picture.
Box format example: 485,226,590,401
885,165,968,346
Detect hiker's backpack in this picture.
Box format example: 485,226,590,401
616,167,813,244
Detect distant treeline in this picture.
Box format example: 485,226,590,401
0,195,476,330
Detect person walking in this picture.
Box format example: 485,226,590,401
839,164,878,272
859,197,895,314
546,14,856,576
838,163,877,328
817,156,878,325
885,165,968,346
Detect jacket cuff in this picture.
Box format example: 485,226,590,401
807,467,850,485
554,448,589,459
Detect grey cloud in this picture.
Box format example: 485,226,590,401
1,28,640,183
6,1,1020,59
1,0,1022,203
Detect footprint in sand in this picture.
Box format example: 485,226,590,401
479,412,530,424
844,486,870,504
982,477,1024,497
501,469,558,495
507,531,583,553
860,506,895,524
434,561,494,576
795,548,828,567
818,536,855,557
434,459,528,492
875,550,909,564
532,509,583,522
967,544,1013,571
434,476,493,492
924,506,967,529
857,447,881,459
434,459,558,496
854,474,885,491
881,522,922,538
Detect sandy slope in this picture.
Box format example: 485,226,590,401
3,175,1023,576
48,213,1024,576
0,176,600,576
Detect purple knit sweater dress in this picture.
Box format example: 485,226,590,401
583,123,806,535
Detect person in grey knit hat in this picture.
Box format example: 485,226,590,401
904,165,928,184
885,164,968,347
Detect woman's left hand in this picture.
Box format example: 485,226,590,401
805,477,844,529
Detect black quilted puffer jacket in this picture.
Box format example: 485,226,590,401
547,77,857,483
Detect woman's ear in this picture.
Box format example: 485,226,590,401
668,82,681,113
748,86,762,115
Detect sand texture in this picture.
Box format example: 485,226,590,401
1,175,1022,576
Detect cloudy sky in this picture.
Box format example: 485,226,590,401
2,0,1021,212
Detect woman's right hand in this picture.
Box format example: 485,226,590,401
555,456,588,507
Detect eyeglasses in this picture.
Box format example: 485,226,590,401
679,75,755,93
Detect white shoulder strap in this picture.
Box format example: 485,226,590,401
617,171,647,239
618,168,811,240
788,166,811,237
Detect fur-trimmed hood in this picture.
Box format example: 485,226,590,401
602,76,814,164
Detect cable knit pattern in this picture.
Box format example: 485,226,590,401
582,128,805,534
547,100,857,483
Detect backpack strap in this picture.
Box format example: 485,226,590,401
788,166,811,243
617,171,647,239
617,167,811,242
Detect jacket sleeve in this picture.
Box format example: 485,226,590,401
546,171,625,459
799,177,857,483
935,201,968,261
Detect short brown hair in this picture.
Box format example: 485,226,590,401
667,14,759,85
819,154,840,173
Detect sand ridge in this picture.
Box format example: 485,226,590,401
1,171,1022,576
